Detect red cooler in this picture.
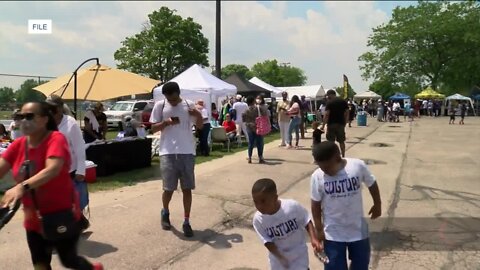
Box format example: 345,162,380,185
85,161,97,183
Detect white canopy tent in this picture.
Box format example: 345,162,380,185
354,90,382,100
445,93,476,115
277,85,325,100
278,84,325,111
153,64,237,120
249,77,283,95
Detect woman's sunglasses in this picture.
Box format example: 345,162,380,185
15,113,36,121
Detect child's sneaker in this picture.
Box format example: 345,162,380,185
161,210,171,230
93,263,104,270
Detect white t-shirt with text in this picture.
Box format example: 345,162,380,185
310,158,376,242
253,199,311,270
149,99,196,156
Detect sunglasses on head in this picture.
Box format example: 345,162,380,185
16,113,36,121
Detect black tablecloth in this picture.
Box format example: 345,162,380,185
86,138,152,177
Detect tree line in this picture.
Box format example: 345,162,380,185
359,1,480,98
0,79,46,107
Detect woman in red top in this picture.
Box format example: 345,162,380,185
0,102,103,270
222,113,237,141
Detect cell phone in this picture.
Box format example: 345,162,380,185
171,117,180,123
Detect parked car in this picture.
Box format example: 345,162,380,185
104,100,153,130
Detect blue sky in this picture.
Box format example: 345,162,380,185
0,1,418,93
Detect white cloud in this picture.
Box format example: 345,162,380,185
0,1,394,91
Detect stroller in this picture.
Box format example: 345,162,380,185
387,107,397,122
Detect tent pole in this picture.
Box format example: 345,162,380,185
72,57,99,119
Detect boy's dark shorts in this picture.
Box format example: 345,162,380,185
326,124,346,143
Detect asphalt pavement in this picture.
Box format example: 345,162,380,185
0,116,478,270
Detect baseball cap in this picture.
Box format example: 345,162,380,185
236,94,242,100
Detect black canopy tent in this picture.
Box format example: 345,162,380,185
224,73,271,98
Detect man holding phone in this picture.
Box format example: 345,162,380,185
150,82,203,237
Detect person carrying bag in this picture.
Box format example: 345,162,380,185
0,101,103,270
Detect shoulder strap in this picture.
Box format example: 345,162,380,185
159,100,166,122
24,138,40,211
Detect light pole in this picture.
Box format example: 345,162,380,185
215,0,221,78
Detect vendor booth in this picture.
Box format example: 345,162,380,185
224,73,271,98
389,92,411,101
249,77,283,96
153,64,237,120
415,87,445,100
278,84,325,111
445,93,476,116
354,90,382,101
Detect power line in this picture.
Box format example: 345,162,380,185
0,73,56,79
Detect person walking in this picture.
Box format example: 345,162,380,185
311,141,381,270
232,94,249,144
276,91,290,147
321,90,349,158
459,102,467,125
347,101,356,127
242,96,269,164
285,95,302,149
299,95,310,139
195,99,211,157
149,82,203,237
0,101,103,270
46,95,90,232
377,99,384,122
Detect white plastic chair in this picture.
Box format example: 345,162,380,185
210,127,230,152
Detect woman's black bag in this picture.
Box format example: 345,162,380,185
24,138,79,241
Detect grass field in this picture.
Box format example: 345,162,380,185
88,131,280,192
0,127,280,195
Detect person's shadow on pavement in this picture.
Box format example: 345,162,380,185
171,227,243,249
78,232,119,258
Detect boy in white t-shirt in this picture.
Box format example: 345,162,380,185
252,178,322,270
310,141,382,270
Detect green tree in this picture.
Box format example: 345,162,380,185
250,59,307,87
0,87,15,103
114,6,209,82
220,64,252,80
359,1,480,96
15,79,47,103
368,77,422,99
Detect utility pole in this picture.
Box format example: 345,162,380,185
215,0,221,78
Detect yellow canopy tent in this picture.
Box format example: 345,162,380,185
415,87,445,99
34,64,159,101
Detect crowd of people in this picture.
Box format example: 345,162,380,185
0,80,473,270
